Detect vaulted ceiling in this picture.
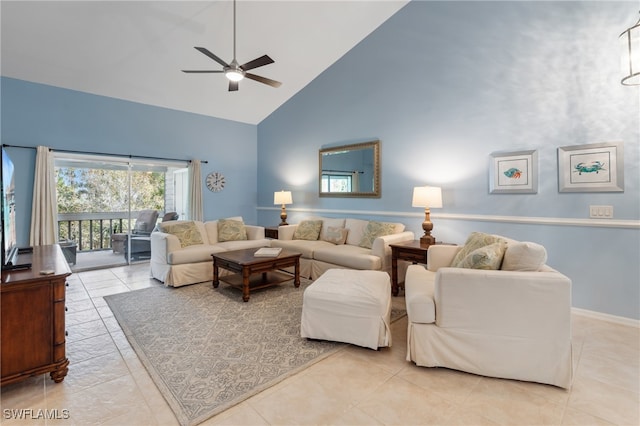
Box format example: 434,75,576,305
1,1,408,124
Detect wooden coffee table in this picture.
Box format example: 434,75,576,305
212,248,301,302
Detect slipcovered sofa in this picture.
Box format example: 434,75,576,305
150,217,270,287
270,217,414,280
405,232,573,389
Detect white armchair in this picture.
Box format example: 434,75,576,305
405,240,573,389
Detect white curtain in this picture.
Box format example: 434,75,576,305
188,160,203,221
30,146,58,246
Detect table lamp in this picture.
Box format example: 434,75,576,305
274,190,293,225
412,186,442,247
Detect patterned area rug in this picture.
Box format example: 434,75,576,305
105,277,406,426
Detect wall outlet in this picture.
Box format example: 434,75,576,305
589,205,613,218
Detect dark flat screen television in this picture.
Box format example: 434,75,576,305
1,147,31,271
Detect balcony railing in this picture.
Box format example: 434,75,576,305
57,211,147,252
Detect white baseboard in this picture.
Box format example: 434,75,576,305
572,307,640,328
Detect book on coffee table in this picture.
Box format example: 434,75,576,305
254,247,282,257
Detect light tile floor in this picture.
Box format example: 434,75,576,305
1,263,638,425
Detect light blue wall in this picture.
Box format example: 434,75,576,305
257,1,640,319
1,77,259,243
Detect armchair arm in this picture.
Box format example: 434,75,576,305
426,245,462,271
372,231,415,271
150,232,181,264
277,224,298,240
435,267,572,340
245,225,265,240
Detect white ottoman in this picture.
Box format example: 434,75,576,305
301,269,392,350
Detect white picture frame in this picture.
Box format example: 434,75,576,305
489,150,538,194
558,142,624,193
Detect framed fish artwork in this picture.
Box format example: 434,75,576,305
558,142,624,193
489,150,538,194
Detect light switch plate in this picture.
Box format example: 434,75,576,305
589,205,613,218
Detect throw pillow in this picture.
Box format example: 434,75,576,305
456,241,507,270
501,241,548,271
359,221,396,249
451,232,505,267
159,221,203,248
293,220,323,241
321,226,348,245
217,219,248,242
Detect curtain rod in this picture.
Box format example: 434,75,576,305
1,144,208,164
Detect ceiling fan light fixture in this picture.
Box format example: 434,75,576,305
225,68,245,82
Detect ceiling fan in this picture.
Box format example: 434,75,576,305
182,0,281,92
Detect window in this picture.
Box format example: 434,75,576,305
321,173,353,193
54,153,187,267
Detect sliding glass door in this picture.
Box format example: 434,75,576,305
54,153,187,270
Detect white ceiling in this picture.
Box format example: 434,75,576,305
1,1,408,124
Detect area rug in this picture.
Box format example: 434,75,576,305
105,278,406,426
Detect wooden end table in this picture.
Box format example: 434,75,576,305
212,248,301,302
264,226,279,239
390,240,429,296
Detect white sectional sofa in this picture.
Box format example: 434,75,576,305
150,217,270,287
270,217,414,280
405,232,573,388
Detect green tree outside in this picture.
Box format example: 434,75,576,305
56,167,165,250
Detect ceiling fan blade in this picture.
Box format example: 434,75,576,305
245,73,282,88
182,70,224,73
194,47,229,67
229,81,239,92
240,55,274,71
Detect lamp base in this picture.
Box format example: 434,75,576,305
279,207,288,226
419,234,436,248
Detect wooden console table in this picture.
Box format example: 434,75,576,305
1,245,72,386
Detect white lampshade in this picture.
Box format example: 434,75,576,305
620,12,640,86
274,190,292,205
412,186,443,209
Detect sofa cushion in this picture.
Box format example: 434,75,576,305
167,243,226,265
313,217,344,241
456,241,506,270
217,219,248,242
451,232,505,267
359,221,396,249
159,221,204,248
271,239,334,259
502,241,548,271
293,220,323,240
344,218,371,246
314,244,382,270
216,239,270,251
321,226,348,245
203,216,243,243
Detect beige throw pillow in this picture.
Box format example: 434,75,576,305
217,219,248,242
159,221,203,248
359,221,396,249
456,241,507,270
293,220,322,241
321,226,348,245
501,241,548,271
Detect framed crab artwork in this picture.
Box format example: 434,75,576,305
558,142,624,193
489,150,538,194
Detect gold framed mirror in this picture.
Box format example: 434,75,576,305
319,140,380,198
